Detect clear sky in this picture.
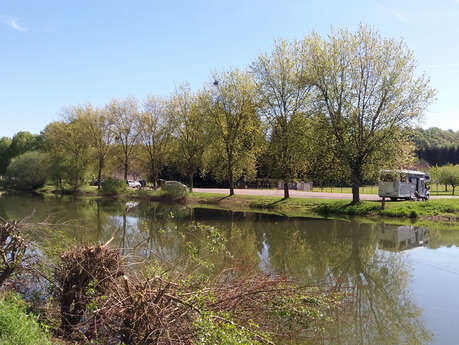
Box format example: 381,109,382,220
1,0,458,137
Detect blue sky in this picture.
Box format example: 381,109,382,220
1,0,458,137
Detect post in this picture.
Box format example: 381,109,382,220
381,197,385,210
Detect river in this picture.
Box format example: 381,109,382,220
1,192,458,345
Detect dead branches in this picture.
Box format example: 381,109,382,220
53,242,353,344
56,242,124,337
0,221,27,286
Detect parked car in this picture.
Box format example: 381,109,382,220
127,180,141,189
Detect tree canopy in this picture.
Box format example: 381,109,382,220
304,25,435,202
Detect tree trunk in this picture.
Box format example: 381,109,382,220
228,164,234,196
228,150,234,196
151,161,157,189
351,168,361,204
124,153,128,181
453,185,456,196
283,180,290,199
189,172,193,192
97,157,104,190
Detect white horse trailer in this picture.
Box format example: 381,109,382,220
378,170,430,201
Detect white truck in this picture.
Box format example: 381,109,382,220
378,170,430,201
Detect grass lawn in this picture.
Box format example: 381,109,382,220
311,184,459,196
188,192,459,222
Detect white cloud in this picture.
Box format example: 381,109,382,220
0,15,27,32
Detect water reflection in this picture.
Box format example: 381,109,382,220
0,193,444,344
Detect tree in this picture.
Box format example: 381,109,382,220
438,165,459,195
206,69,262,196
0,137,11,175
5,151,50,190
0,132,42,175
137,96,172,188
42,114,90,192
107,98,140,181
78,105,115,190
304,25,435,203
251,39,311,198
169,86,208,191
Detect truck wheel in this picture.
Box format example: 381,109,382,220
390,197,397,201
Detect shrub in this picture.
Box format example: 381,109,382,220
101,177,127,195
161,180,188,200
0,292,53,345
5,151,50,190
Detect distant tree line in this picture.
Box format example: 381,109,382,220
411,127,459,166
1,26,435,203
418,146,459,166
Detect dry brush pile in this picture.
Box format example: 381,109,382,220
53,247,353,344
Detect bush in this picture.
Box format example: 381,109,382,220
101,177,127,195
5,151,50,190
161,181,188,200
0,292,53,345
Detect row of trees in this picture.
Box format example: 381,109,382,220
4,26,435,203
430,164,459,195
418,146,459,166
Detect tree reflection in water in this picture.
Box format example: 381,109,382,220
0,195,434,345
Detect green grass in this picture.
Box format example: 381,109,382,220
312,184,459,196
0,292,54,345
188,192,459,223
428,183,459,196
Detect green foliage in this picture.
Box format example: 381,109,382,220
437,165,459,195
138,96,173,188
7,131,42,158
251,39,311,196
304,25,435,202
0,292,53,345
5,151,50,190
194,311,269,345
169,86,208,191
42,118,91,192
161,181,188,200
0,137,12,175
101,176,127,195
204,68,263,194
412,127,459,150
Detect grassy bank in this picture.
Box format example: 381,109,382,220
188,192,459,222
0,292,55,345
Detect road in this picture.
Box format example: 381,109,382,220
192,188,458,200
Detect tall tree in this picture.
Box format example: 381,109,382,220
42,113,90,192
206,69,262,196
78,105,115,190
0,137,12,175
304,25,435,203
107,98,140,181
251,39,311,198
137,96,172,188
169,86,208,192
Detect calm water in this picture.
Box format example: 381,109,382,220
1,192,459,345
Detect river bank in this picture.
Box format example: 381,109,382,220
31,185,459,225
